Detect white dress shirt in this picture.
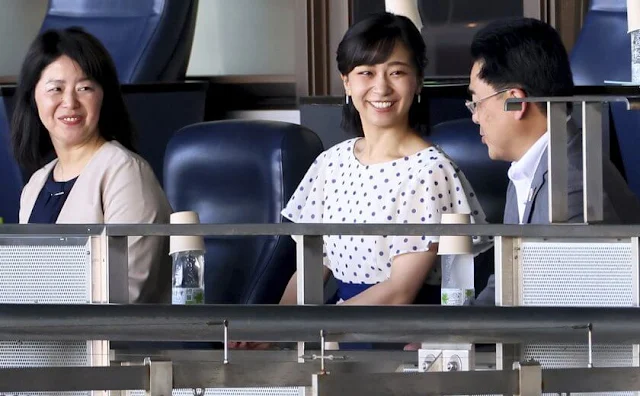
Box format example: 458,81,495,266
507,132,549,223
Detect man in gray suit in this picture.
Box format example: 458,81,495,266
467,18,640,305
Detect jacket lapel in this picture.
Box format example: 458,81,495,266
20,160,57,223
522,150,548,224
503,182,519,224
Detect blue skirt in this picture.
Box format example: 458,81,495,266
328,280,376,349
328,279,441,350
328,279,441,304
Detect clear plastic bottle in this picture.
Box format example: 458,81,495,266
440,254,474,306
171,250,205,305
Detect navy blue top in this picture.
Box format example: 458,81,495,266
28,170,78,224
328,279,440,305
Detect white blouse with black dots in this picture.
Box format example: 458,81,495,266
282,138,490,286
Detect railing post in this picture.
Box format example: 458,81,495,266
547,101,569,223
296,235,325,362
105,232,129,304
145,360,172,396
513,361,542,396
582,101,604,223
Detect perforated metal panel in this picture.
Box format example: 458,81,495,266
0,241,90,303
511,239,639,396
129,388,305,396
520,241,635,307
0,238,93,396
524,344,633,368
0,340,88,367
525,344,635,396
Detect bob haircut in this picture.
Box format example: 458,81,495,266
11,27,136,173
336,12,428,137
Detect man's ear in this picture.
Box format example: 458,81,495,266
511,88,528,120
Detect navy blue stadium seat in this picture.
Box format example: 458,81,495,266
571,0,629,85
570,0,640,198
40,0,199,83
0,95,23,223
164,120,324,304
430,119,510,225
430,119,510,294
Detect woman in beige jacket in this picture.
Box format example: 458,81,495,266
11,27,172,303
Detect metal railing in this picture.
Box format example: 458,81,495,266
1,93,640,394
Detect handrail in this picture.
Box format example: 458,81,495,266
0,304,639,344
0,223,638,237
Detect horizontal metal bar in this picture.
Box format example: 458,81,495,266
173,362,329,388
106,223,640,237
0,223,639,238
313,371,518,396
543,367,640,393
4,304,640,344
0,224,105,236
0,236,90,246
2,363,640,394
0,366,147,392
114,349,498,371
505,95,640,111
114,349,416,366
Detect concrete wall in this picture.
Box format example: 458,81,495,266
0,0,48,77
186,0,296,76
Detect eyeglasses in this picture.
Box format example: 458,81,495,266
465,88,511,115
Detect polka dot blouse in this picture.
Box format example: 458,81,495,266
282,138,489,285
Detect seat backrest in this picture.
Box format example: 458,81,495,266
430,118,510,294
164,120,324,304
430,119,510,224
570,0,640,197
0,95,23,223
122,83,207,185
570,0,629,85
40,0,199,83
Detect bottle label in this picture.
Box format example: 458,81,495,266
172,287,204,305
441,288,474,305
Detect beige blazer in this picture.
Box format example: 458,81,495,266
19,141,173,303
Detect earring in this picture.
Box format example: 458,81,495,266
346,95,350,105
417,94,421,104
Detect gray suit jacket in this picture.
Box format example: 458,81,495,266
474,122,640,305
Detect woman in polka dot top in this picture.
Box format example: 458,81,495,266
279,13,489,309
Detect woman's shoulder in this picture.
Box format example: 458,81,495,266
305,138,357,170
323,138,358,157
100,141,146,164
97,142,171,214
403,144,458,174
94,141,157,176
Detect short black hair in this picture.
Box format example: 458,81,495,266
12,27,136,173
470,17,574,112
336,12,428,137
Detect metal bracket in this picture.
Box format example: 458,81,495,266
419,343,475,372
144,359,172,396
513,360,542,396
587,322,593,368
571,323,594,368
299,330,346,374
419,350,444,372
223,319,229,365
207,319,230,364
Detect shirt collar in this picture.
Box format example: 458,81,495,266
507,131,549,183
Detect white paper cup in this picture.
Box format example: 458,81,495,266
169,211,205,255
437,213,473,255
